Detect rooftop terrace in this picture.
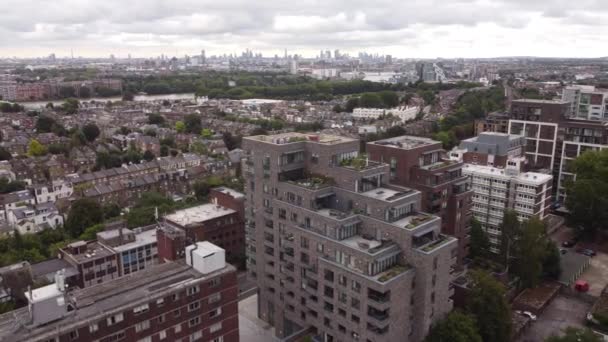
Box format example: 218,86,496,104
360,187,415,202
248,132,356,145
371,135,438,150
164,203,236,227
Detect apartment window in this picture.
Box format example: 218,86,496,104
209,278,221,287
133,303,150,314
107,313,124,326
173,309,181,318
209,307,222,318
338,275,347,286
174,324,182,334
89,323,99,333
351,298,360,310
189,316,201,327
172,293,180,301
352,280,361,293
190,330,203,341
210,337,224,342
157,314,166,324
135,320,150,333
352,314,360,323
156,298,165,307
210,322,222,333
187,285,200,296
137,337,151,342
300,236,309,249
69,330,79,340
188,301,201,312
208,293,221,304
159,330,167,340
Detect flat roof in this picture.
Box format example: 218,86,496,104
0,261,235,341
113,229,157,253
212,186,245,199
246,132,356,145
371,135,438,150
359,187,416,202
164,204,236,227
62,241,115,264
512,99,569,105
463,164,552,184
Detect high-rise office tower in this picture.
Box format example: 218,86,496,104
242,132,457,342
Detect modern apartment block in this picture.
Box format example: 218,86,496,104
366,136,472,266
562,85,608,121
474,112,510,135
0,241,238,342
508,99,608,204
460,161,552,253
242,132,457,342
454,132,526,168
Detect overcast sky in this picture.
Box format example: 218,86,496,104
2,0,608,59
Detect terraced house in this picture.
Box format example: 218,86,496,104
242,133,457,342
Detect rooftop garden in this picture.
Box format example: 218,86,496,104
422,159,456,171
420,234,452,252
288,173,335,189
405,214,433,229
377,265,410,283
340,155,369,170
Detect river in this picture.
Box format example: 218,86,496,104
20,93,197,109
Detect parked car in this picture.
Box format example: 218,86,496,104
577,248,596,257
559,248,568,255
516,310,537,321
562,239,577,248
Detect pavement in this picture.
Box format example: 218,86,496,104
238,294,279,342
518,295,592,342
579,253,608,297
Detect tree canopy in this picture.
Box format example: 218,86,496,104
469,217,490,260
64,199,104,238
468,270,512,342
565,149,608,238
545,327,603,342
27,139,47,157
82,123,100,142
425,311,482,342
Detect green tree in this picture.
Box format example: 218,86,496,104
545,327,603,342
515,217,547,289
79,224,105,241
82,123,100,142
175,121,186,133
359,93,383,108
27,139,47,156
468,270,512,342
565,149,608,238
122,92,135,101
143,150,155,161
61,98,79,114
345,97,359,112
184,114,202,134
147,113,165,125
0,178,26,194
201,128,213,139
0,147,11,161
434,131,457,149
65,199,104,238
378,90,399,108
543,240,562,280
426,311,482,342
469,217,490,260
500,209,521,268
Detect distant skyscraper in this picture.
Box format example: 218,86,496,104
201,49,206,64
385,55,393,64
334,49,340,59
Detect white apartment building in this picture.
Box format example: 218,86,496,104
6,202,64,234
33,180,74,204
562,85,608,121
352,106,420,122
463,161,553,252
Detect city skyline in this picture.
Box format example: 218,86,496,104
2,0,608,59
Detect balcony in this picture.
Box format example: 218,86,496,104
417,234,455,253
392,212,436,230
368,288,390,304
287,175,335,190
368,307,390,323
367,323,389,336
339,156,383,171
419,158,458,171
375,264,410,283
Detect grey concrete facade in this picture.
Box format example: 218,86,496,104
242,133,457,342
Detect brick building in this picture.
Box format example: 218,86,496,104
0,242,238,342
164,203,245,259
242,132,457,342
366,136,472,266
